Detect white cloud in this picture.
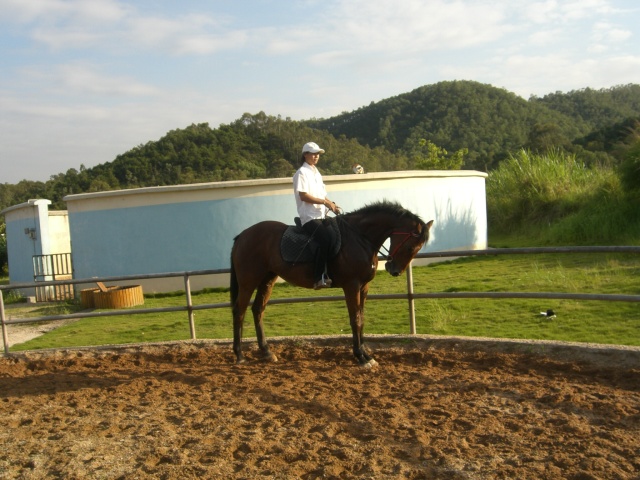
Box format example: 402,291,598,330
327,0,509,53
528,28,565,47
592,21,632,43
3,1,241,56
592,55,640,85
0,93,110,120
11,63,161,99
125,13,244,55
523,0,614,23
55,64,162,97
0,0,129,25
0,0,71,23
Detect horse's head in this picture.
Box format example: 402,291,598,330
384,219,434,276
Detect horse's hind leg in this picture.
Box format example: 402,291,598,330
232,288,253,364
252,273,279,362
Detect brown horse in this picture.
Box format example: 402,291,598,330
230,200,433,367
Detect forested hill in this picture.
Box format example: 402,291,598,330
1,81,639,212
307,80,640,170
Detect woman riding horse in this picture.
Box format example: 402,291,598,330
230,199,433,368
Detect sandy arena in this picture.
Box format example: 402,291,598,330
0,336,639,479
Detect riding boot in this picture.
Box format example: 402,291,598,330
303,219,332,288
312,243,331,289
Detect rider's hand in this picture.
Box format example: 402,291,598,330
325,199,342,214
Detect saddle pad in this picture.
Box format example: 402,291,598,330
280,218,341,264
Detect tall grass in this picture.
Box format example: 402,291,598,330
487,149,640,245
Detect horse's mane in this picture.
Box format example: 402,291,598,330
345,200,428,240
347,200,422,222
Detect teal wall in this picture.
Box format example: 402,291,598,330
69,195,297,277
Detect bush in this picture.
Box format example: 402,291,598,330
486,149,635,244
488,149,606,227
618,139,640,194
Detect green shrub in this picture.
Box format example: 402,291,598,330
486,149,637,245
618,139,640,194
2,289,25,304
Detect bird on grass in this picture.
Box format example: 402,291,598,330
539,309,556,319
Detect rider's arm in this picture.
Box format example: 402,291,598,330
298,192,340,213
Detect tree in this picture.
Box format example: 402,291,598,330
526,123,571,152
268,158,295,178
407,139,467,170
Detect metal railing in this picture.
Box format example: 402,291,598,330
2,246,640,355
32,253,74,302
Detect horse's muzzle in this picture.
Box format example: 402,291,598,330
385,261,400,277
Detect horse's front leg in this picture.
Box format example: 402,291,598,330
344,283,376,368
358,283,377,367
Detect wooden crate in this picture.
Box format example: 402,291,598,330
92,285,144,309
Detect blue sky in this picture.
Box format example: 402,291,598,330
1,0,639,184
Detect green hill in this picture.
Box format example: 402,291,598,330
308,81,640,170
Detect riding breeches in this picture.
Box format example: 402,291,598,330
302,219,336,282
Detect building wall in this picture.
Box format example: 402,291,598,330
1,199,52,295
48,211,71,254
64,171,487,292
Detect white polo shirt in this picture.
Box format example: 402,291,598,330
293,162,328,225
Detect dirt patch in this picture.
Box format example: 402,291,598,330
3,319,78,348
2,302,82,348
1,337,639,479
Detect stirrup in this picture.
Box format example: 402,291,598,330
313,274,332,290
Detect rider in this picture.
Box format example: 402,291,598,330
293,142,341,289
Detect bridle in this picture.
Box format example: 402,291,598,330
380,230,423,261
334,213,423,261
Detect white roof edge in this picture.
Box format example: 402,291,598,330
62,170,487,203
1,198,51,215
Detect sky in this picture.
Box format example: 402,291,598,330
1,0,639,184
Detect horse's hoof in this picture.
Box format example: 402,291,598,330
268,353,278,363
359,359,378,369
263,352,278,363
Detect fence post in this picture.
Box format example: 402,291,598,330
407,262,416,334
184,273,196,340
1,291,9,355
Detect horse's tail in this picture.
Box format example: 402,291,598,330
229,236,239,307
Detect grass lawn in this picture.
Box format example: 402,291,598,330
6,252,640,351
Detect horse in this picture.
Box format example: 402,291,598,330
230,200,434,367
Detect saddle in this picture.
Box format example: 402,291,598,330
280,217,341,264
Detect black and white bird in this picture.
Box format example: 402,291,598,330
539,309,556,319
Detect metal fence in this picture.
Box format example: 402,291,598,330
2,246,640,355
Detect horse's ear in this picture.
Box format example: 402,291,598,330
425,220,434,231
